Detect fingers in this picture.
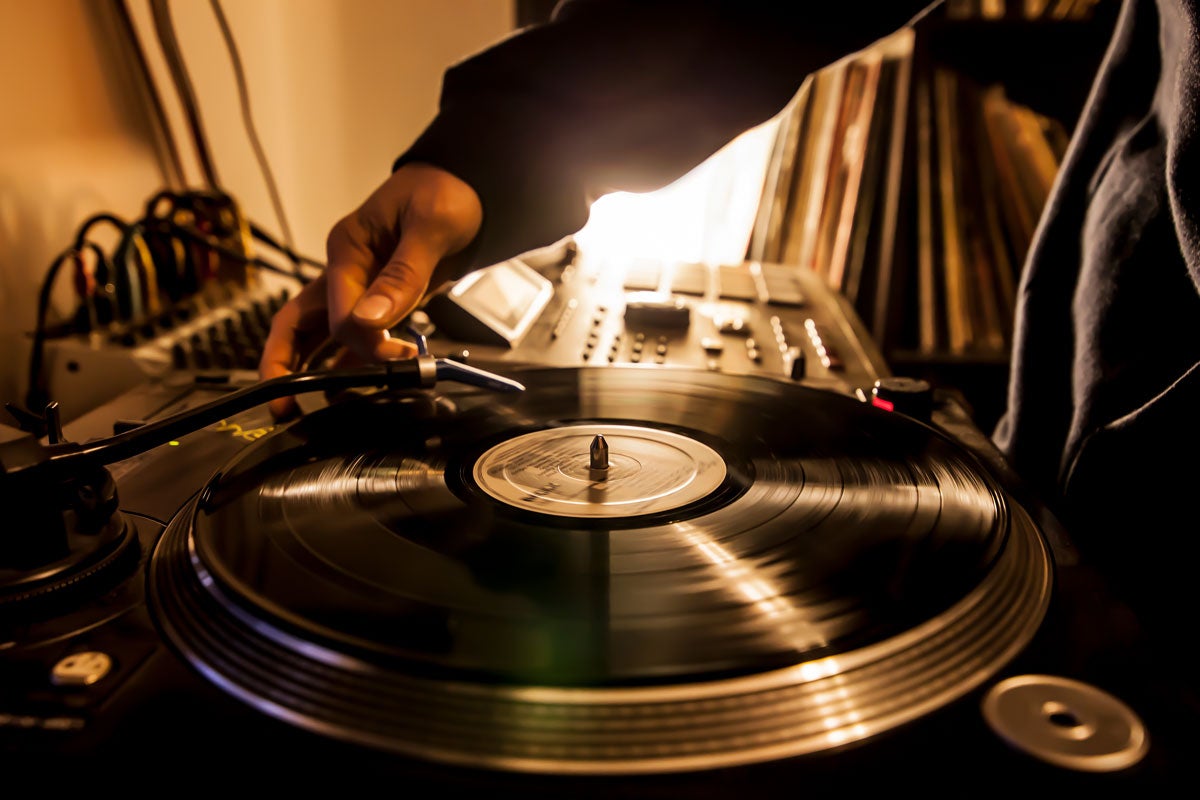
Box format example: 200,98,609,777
259,279,312,383
324,223,429,361
259,275,330,420
325,219,396,362
259,164,482,420
349,247,433,331
326,164,482,361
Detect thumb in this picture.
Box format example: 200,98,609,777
349,239,439,331
349,174,482,331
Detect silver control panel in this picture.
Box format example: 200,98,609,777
421,250,891,397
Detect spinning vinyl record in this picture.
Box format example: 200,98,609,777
148,364,1052,774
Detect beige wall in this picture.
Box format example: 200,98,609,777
0,0,514,415
145,0,515,260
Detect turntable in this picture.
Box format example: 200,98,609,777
0,347,1185,792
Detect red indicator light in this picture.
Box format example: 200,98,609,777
871,396,895,412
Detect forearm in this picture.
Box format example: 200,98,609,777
398,0,941,269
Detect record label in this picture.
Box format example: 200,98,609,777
472,423,727,517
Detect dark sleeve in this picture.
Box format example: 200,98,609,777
396,0,941,270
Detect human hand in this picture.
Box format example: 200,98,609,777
259,163,483,419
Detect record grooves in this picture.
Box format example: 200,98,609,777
146,365,1053,774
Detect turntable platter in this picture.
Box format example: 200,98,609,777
148,364,1052,774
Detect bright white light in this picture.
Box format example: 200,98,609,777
573,119,780,268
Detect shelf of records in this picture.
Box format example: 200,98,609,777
747,20,1075,369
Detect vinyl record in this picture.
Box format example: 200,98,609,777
148,364,1052,774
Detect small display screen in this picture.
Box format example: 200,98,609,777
427,258,553,345
466,265,541,332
